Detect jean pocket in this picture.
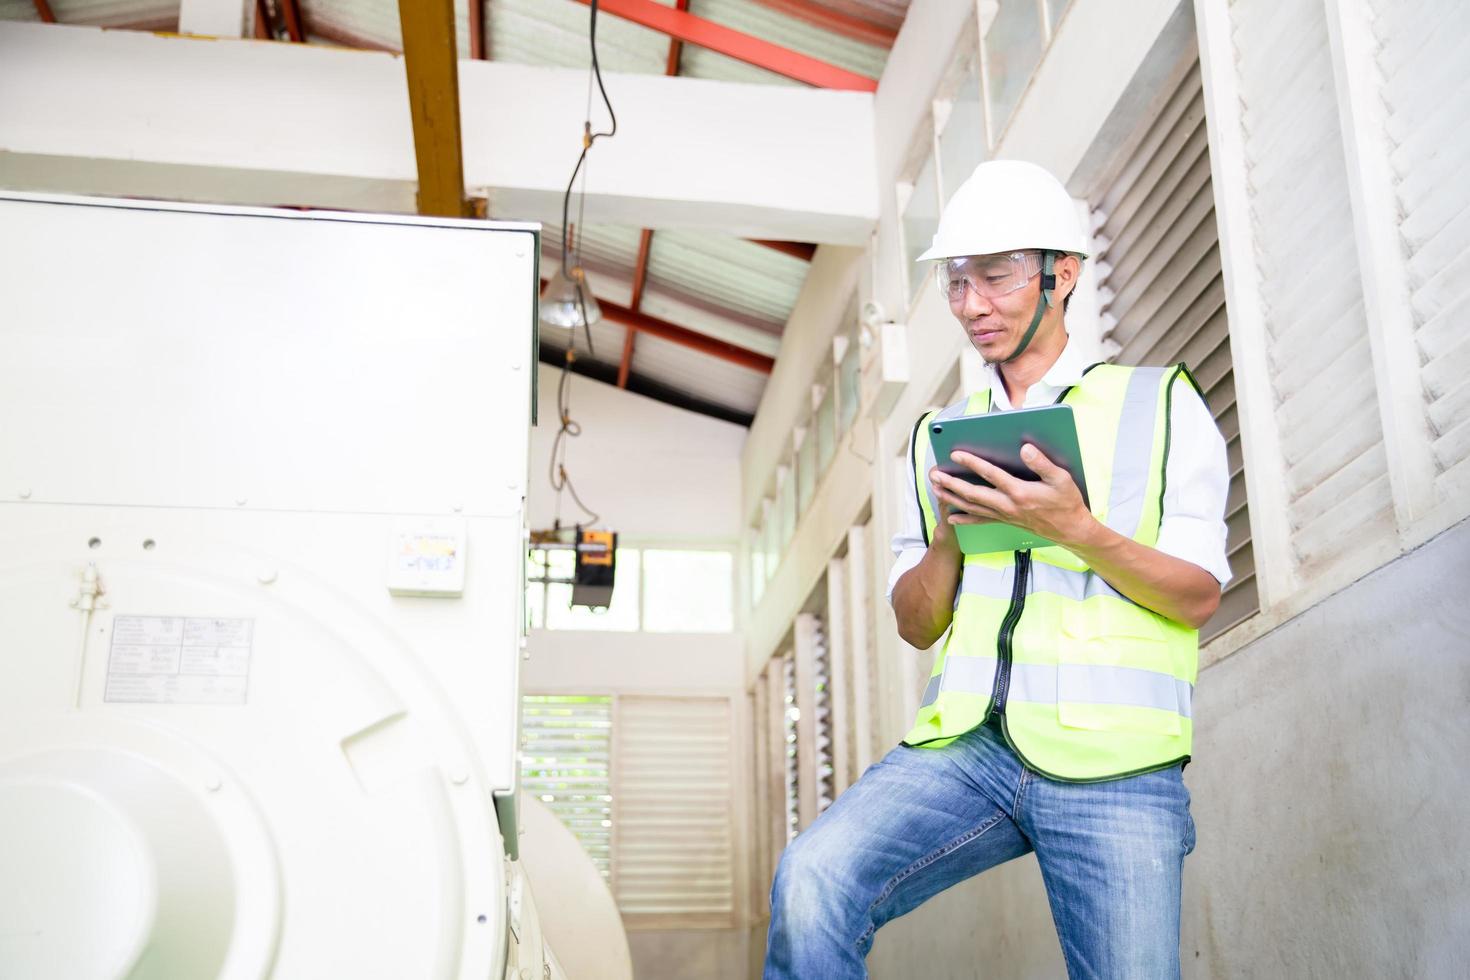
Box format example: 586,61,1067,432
1056,600,1182,737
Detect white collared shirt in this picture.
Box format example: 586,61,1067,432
886,336,1233,602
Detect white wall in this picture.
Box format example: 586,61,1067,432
529,362,745,543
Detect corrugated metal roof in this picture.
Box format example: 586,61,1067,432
646,231,805,326
7,0,177,27
630,330,768,415
487,0,676,73
691,0,886,79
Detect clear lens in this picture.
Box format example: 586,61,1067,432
937,251,1042,303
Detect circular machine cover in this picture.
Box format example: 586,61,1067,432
0,519,509,980
520,797,633,980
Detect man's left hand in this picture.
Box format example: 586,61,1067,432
931,444,1096,550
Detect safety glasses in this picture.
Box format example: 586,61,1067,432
937,250,1044,303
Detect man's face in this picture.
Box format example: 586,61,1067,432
946,254,1044,364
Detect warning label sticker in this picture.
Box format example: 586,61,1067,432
105,615,254,705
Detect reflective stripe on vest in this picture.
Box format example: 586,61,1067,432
903,363,1203,782
920,655,1192,719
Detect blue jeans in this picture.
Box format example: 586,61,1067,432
764,718,1195,979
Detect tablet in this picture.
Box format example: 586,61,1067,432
929,404,1090,554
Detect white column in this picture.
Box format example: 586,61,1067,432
1192,0,1301,608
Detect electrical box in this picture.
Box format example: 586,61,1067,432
387,517,469,597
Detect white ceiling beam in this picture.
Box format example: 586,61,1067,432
0,22,878,244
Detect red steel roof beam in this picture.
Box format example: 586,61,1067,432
620,0,689,389
31,0,56,22
601,299,774,374
469,0,486,59
751,239,818,261
542,280,774,374
619,227,655,388
574,0,877,91
745,0,896,46
280,0,305,41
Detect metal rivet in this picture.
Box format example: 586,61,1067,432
205,776,223,792
451,770,469,786
258,569,278,585
18,489,31,500
87,537,102,550
142,539,156,551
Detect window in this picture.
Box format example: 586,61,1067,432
748,524,765,608
527,547,732,633
815,381,837,476
642,549,734,633
520,695,614,878
527,548,641,632
984,0,1045,140
762,499,781,583
900,149,942,303
836,326,862,439
938,60,985,201
777,465,797,549
796,427,817,515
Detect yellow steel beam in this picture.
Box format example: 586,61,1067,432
397,0,469,217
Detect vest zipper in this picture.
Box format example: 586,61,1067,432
991,549,1031,715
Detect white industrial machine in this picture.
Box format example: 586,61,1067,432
0,193,631,980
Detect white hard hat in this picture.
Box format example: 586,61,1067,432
917,159,1090,262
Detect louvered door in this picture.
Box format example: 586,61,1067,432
1090,54,1258,640
612,695,736,928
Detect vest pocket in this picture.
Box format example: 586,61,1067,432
1055,599,1183,737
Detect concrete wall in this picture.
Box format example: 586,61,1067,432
864,518,1470,978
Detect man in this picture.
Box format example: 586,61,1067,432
763,160,1231,979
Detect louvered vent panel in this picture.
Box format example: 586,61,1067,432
613,696,735,922
809,616,836,814
1229,0,1395,576
1092,57,1258,640
520,695,613,878
1367,0,1470,498
781,651,800,843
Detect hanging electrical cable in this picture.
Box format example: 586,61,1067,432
547,0,616,532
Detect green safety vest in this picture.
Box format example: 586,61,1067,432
902,363,1202,782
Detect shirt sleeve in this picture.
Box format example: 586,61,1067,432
886,426,929,605
1154,374,1234,587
